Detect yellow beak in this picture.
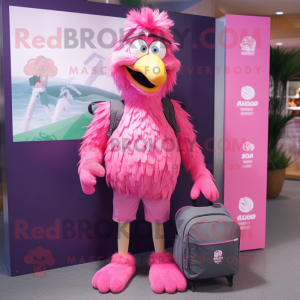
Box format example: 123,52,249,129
124,55,167,93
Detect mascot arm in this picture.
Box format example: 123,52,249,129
78,102,110,195
171,99,219,202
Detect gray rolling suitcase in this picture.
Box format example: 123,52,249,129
173,201,240,291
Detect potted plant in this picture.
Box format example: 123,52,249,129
267,147,292,198
268,47,300,198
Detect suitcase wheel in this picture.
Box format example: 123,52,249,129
188,279,196,292
226,275,233,286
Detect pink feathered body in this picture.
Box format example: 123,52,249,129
79,94,212,200
79,8,218,201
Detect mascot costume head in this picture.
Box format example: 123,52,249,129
79,7,219,294
109,8,180,98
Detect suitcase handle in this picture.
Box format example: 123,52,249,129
190,191,203,207
190,199,196,207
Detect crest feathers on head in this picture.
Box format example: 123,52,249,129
121,7,178,51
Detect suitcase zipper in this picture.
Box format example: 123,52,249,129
192,238,239,250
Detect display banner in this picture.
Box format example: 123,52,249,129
223,15,270,251
1,0,215,275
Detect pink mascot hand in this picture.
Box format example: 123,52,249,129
190,176,219,202
79,155,105,195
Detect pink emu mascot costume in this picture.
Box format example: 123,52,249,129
79,8,219,293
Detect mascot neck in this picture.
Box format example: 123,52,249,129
121,88,164,110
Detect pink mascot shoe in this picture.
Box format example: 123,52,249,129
92,253,136,293
148,252,187,293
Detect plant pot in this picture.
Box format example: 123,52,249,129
267,168,286,199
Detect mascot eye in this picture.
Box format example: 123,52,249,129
130,39,148,58
35,67,38,70
149,41,166,59
43,67,47,70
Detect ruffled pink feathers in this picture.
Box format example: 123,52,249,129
148,252,187,293
78,102,110,181
171,100,209,177
124,8,178,52
92,252,136,293
78,8,218,201
104,101,181,200
171,100,219,201
109,8,181,100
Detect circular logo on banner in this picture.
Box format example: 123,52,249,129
240,36,256,52
242,142,255,151
239,197,254,213
241,86,255,100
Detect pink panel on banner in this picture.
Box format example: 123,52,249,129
223,15,270,251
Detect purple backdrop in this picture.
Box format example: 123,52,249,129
1,0,215,276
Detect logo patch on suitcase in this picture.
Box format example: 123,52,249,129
213,250,223,264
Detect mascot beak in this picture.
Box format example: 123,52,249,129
124,55,167,93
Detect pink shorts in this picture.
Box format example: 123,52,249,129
112,190,170,224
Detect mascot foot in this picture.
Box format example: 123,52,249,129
92,252,136,293
148,252,187,293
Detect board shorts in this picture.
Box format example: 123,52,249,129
112,190,170,224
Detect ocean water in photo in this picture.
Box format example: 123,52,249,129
12,79,90,136
11,77,120,140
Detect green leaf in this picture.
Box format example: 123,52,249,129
268,146,293,170
268,47,300,156
269,47,300,115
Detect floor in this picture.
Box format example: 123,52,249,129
0,179,300,300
